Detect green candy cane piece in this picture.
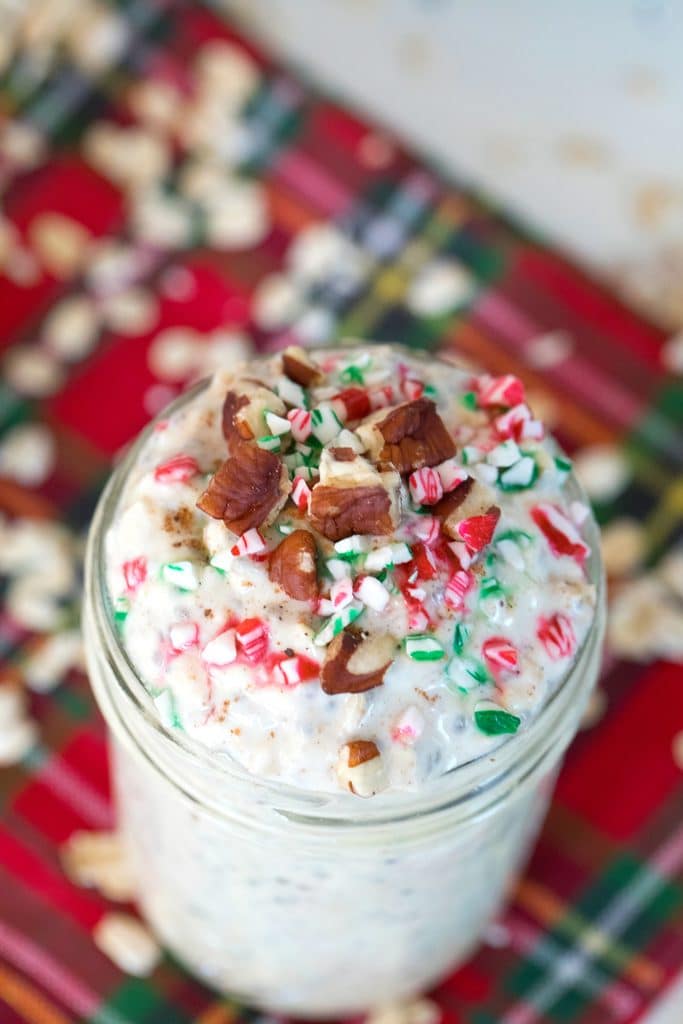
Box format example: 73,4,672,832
113,596,129,629
453,622,470,655
474,703,521,735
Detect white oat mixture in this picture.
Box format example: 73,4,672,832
106,345,595,795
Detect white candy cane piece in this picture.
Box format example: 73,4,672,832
272,656,315,687
487,440,520,468
409,467,443,506
0,717,38,766
231,528,267,557
391,705,425,744
161,561,198,591
482,636,519,674
287,408,312,442
265,411,292,436
355,575,390,611
93,913,161,977
412,516,441,546
277,376,306,408
435,457,468,493
310,403,343,444
497,539,525,570
444,569,473,610
330,577,354,609
326,557,352,580
335,534,370,558
365,542,412,572
153,454,199,484
291,476,312,511
169,621,199,653
202,629,237,666
499,456,536,489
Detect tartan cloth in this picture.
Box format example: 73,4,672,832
1,3,682,1023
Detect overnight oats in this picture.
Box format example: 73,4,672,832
84,344,604,1015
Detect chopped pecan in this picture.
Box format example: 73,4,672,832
336,739,385,796
197,446,291,534
269,529,319,601
222,391,250,445
346,739,380,767
221,381,285,443
321,629,396,694
435,478,497,539
282,345,324,387
310,484,395,542
356,399,456,474
328,446,357,462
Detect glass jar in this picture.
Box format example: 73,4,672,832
84,388,605,1018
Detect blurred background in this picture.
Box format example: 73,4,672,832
0,2,681,1023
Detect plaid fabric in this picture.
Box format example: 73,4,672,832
1,4,682,1023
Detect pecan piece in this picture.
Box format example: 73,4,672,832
282,345,324,387
356,399,456,474
269,529,319,601
337,739,385,796
347,740,380,767
321,629,396,694
310,484,395,542
222,381,285,443
310,448,401,541
197,446,291,534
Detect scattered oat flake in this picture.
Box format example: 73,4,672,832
93,912,161,976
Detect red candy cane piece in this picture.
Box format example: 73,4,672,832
409,467,444,506
482,636,519,674
273,654,320,687
291,476,312,511
456,509,500,553
332,387,371,421
402,378,424,401
537,613,575,660
330,577,354,609
154,454,199,484
369,384,396,410
235,618,269,663
477,374,525,409
531,503,589,564
412,542,438,580
287,408,312,442
231,528,267,557
444,569,474,611
494,404,544,443
123,557,147,593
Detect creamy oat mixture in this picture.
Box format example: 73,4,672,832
106,344,595,795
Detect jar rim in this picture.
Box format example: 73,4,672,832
84,358,606,830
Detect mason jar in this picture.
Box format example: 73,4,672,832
83,387,605,1018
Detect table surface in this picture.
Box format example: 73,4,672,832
1,4,682,1023
228,0,683,332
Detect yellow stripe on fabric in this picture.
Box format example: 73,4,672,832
194,1002,238,1024
516,878,663,990
643,477,683,551
0,962,72,1024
